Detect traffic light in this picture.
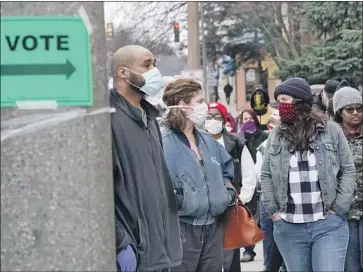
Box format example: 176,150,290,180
106,22,114,39
173,23,180,43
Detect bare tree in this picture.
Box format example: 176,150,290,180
226,2,304,60
109,2,188,53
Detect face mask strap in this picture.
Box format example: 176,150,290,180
120,67,143,78
125,78,143,90
119,66,144,90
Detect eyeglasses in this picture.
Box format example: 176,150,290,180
343,105,363,114
206,114,224,121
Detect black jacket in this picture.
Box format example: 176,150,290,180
222,130,245,192
224,84,233,96
110,90,182,271
245,130,269,163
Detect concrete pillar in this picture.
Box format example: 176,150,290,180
1,2,115,271
187,2,201,70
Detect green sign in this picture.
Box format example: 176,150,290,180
0,16,93,107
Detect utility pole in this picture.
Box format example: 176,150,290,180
187,2,200,70
200,2,208,102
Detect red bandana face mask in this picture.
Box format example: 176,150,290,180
278,102,297,121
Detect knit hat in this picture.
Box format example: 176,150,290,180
324,79,340,94
335,79,351,92
333,87,362,114
208,102,228,122
274,77,313,106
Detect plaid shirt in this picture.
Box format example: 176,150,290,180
281,150,327,223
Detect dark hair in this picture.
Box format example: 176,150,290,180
162,79,202,130
279,101,327,151
238,109,262,129
333,111,343,123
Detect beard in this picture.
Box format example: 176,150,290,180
127,71,146,96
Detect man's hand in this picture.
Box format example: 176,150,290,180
117,244,137,272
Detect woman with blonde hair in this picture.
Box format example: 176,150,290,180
161,78,236,272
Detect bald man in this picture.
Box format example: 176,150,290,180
110,45,182,272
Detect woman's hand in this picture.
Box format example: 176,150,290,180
271,211,281,221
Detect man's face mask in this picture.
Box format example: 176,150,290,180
121,67,164,97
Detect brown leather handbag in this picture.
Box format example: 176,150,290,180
223,197,265,250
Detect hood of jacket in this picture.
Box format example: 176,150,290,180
250,86,270,116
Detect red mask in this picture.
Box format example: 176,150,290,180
278,102,297,121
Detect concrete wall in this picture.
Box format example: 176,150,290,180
1,2,115,271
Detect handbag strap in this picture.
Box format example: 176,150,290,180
233,192,255,219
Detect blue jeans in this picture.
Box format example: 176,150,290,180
345,219,363,272
259,199,274,267
273,213,349,272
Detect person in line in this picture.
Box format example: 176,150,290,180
226,112,237,133
312,78,350,116
255,110,286,272
250,85,275,131
238,109,269,163
238,109,269,263
261,77,356,272
110,45,182,272
205,102,257,272
161,79,236,272
224,82,233,105
312,79,340,113
333,86,363,272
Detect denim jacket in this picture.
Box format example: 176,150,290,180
161,126,234,224
261,121,356,219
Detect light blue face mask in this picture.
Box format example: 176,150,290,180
140,67,164,97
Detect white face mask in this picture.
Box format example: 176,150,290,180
205,119,224,135
188,103,208,126
140,67,164,97
124,67,164,97
166,103,208,126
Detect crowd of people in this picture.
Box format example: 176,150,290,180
110,45,362,272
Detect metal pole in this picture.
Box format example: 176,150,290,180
200,1,208,102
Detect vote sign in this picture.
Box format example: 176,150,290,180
0,16,93,107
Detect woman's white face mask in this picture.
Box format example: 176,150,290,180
205,119,224,135
166,103,208,126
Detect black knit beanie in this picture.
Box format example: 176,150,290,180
324,79,340,94
335,79,351,92
274,77,313,106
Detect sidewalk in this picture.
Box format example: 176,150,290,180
217,88,239,118
240,242,264,272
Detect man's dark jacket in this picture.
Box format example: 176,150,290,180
110,90,182,271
